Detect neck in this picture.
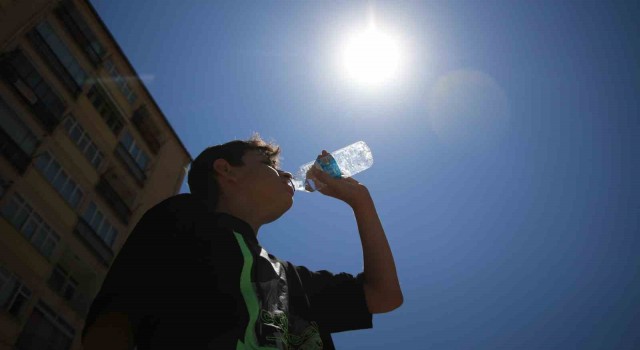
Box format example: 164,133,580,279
214,195,262,236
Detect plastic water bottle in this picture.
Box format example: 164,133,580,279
292,141,374,192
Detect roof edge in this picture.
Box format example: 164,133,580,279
83,0,193,162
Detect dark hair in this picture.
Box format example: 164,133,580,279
187,134,281,210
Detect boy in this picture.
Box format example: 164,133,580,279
82,135,402,349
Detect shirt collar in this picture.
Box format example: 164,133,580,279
213,212,258,244
181,193,258,244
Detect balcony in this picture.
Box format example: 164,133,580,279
0,51,65,133
47,279,91,317
0,127,31,174
74,217,113,266
55,0,106,66
115,143,146,186
49,250,98,317
87,85,125,135
96,177,131,225
27,28,82,97
132,106,165,154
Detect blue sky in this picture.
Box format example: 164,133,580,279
89,0,639,348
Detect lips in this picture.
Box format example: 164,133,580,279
285,179,295,196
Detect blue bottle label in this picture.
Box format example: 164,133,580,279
315,154,342,179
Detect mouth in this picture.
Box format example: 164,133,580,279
286,179,295,196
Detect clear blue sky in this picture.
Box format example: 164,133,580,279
89,1,639,348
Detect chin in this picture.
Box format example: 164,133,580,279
264,200,293,224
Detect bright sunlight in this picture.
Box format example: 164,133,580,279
342,17,402,87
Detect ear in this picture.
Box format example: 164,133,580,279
212,158,237,182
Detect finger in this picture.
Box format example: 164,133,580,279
307,176,326,192
316,150,329,158
310,166,321,176
311,166,335,183
304,180,314,192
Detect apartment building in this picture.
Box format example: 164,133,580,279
0,0,192,348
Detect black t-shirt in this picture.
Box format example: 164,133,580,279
82,194,373,349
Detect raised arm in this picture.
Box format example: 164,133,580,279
350,191,403,313
308,160,403,314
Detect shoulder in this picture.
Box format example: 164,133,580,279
147,193,206,216
137,194,208,231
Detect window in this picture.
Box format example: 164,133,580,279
34,151,84,209
87,85,124,134
1,193,60,258
0,95,39,156
48,265,78,301
96,178,132,225
104,59,137,104
61,115,104,169
120,131,149,171
0,96,38,173
28,20,88,96
82,201,118,247
0,50,66,132
15,301,75,350
0,266,32,318
55,0,106,66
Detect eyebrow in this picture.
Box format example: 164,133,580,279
254,150,279,168
259,156,277,167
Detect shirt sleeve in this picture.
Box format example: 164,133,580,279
293,265,373,334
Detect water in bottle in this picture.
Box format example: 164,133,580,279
292,141,373,192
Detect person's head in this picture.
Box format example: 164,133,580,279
187,134,294,226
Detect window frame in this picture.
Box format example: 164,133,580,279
61,114,104,170
34,150,85,209
86,85,124,135
0,266,33,318
1,193,61,259
48,265,78,302
103,59,137,104
27,20,89,97
120,130,150,172
0,95,40,156
82,201,118,247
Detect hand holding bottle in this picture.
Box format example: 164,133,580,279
306,151,372,208
292,141,374,192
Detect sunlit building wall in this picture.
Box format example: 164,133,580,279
0,0,192,348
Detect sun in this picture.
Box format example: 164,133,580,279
342,22,401,87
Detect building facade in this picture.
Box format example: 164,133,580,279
0,0,192,348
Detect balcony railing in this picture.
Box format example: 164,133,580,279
0,127,31,174
87,85,125,135
47,279,91,317
96,177,131,225
27,28,82,97
74,217,113,266
0,51,65,133
132,106,164,154
115,143,146,186
55,0,106,66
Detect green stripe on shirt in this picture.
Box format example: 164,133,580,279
233,232,280,350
